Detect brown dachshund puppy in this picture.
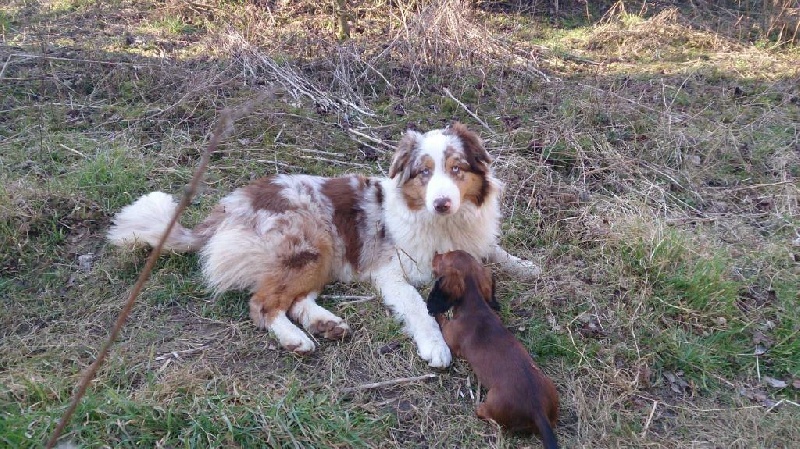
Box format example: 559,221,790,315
428,250,559,448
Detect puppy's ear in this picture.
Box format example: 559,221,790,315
388,130,421,184
427,278,453,316
487,272,501,313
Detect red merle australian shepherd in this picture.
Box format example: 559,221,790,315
107,123,540,367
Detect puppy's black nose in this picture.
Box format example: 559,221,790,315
434,198,451,213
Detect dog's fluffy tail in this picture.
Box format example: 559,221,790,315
535,411,559,449
107,192,205,252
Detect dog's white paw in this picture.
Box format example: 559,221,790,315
416,335,452,368
279,331,316,355
502,254,542,280
270,314,316,355
290,293,350,340
513,258,542,279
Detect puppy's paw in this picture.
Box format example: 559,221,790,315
309,319,351,340
417,337,452,368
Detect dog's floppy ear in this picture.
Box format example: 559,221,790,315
487,272,501,313
447,122,492,174
427,277,453,316
388,130,421,184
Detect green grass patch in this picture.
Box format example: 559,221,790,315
64,147,154,211
152,16,204,35
619,226,755,384
0,377,390,448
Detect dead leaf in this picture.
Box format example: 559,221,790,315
637,364,652,388
378,341,401,355
764,376,788,389
738,388,754,400
752,330,773,347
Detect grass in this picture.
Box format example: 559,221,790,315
1,0,799,447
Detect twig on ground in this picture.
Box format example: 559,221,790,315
154,345,211,361
0,54,15,81
59,143,86,158
328,295,377,306
766,399,800,413
297,155,371,168
323,294,375,301
443,87,492,133
5,52,158,67
347,128,395,151
44,89,273,449
340,374,437,393
716,181,797,192
641,400,658,439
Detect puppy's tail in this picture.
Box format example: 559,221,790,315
535,411,559,449
107,192,207,252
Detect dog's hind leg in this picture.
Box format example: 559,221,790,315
289,293,350,340
476,389,515,431
249,283,315,354
250,303,315,354
248,239,334,354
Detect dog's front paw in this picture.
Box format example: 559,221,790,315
417,337,452,368
502,255,542,280
513,258,542,279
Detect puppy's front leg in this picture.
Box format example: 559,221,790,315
371,263,452,368
437,317,462,358
488,245,542,280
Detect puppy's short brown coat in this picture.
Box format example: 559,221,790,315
428,250,559,448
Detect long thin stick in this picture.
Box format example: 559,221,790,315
340,374,437,393
322,294,376,302
640,400,658,439
44,91,270,448
443,87,492,133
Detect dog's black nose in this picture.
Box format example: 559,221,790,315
434,198,451,213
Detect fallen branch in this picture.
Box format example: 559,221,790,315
766,398,800,413
341,374,437,394
327,295,376,306
347,128,394,151
443,87,492,133
154,345,210,361
44,90,272,449
640,400,658,439
323,294,375,301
